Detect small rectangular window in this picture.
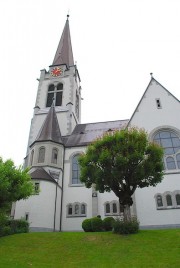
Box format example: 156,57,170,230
156,99,162,109
25,213,29,221
34,182,40,194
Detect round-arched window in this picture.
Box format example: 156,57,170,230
153,130,180,170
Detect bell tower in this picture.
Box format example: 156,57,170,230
27,15,81,152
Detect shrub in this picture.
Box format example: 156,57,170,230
91,217,103,232
82,219,92,232
113,217,139,235
8,219,29,234
103,217,115,231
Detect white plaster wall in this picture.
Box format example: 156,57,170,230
135,174,180,226
14,180,61,231
130,80,180,131
61,146,93,231
130,79,180,227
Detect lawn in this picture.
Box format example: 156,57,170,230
0,230,179,268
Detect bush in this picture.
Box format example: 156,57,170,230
8,219,29,234
82,219,92,232
91,217,103,232
103,217,115,231
113,217,139,235
0,218,29,237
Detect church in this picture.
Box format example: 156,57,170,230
13,16,180,231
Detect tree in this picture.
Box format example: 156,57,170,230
0,157,34,213
79,128,164,221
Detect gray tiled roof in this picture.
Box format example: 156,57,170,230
35,105,63,144
52,16,74,67
64,120,129,147
30,168,55,183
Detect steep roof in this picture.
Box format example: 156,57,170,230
64,120,129,147
30,168,55,183
35,104,63,144
52,15,74,67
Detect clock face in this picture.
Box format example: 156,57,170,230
51,67,62,77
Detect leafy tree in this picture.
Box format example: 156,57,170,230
0,157,34,213
79,128,164,221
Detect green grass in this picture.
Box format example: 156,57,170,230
0,230,180,268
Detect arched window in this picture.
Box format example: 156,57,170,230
51,148,58,164
68,204,72,215
105,203,110,214
67,203,87,217
30,150,34,166
38,147,45,163
81,204,86,215
153,130,180,170
112,203,117,213
176,194,180,206
166,195,172,206
46,83,63,107
72,155,81,184
75,204,79,215
157,195,163,207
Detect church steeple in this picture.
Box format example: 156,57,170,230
35,103,63,144
52,15,74,67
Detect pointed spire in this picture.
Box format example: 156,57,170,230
36,105,63,144
52,15,74,67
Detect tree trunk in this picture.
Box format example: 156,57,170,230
123,204,131,221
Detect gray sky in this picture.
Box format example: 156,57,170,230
0,0,180,166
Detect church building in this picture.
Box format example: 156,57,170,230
13,16,180,231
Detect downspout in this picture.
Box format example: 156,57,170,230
60,147,65,231
53,168,63,232
53,181,58,232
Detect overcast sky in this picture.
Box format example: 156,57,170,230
0,0,180,166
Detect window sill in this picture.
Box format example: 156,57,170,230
69,183,84,187
157,207,180,210
66,215,86,218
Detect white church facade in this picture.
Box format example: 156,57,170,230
13,16,180,231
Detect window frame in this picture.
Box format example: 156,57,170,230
152,128,180,171
69,153,83,186
46,83,63,107
104,201,122,216
38,147,45,163
66,202,87,217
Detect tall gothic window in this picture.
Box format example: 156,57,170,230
72,155,81,184
176,194,180,206
51,148,58,164
153,130,180,170
46,83,63,107
156,195,163,207
38,147,45,163
166,195,172,206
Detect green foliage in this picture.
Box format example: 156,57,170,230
82,219,92,232
91,217,103,232
79,128,164,220
0,157,34,213
0,218,29,237
8,219,29,234
113,218,139,235
102,217,115,231
82,217,103,232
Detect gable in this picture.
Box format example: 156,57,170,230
128,78,180,132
